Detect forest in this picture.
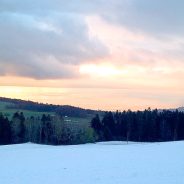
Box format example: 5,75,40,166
92,109,184,142
0,112,94,145
0,107,184,145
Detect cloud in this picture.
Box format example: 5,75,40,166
86,15,184,73
0,0,184,80
102,0,184,37
0,2,109,79
1,0,184,36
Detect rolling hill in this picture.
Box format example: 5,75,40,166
0,97,102,118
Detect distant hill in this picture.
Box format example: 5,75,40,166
177,107,184,112
165,107,184,112
0,97,102,118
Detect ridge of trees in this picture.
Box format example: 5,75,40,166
1,106,184,145
0,112,95,145
91,109,184,142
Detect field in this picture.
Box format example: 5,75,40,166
0,141,183,184
0,101,91,124
0,101,54,118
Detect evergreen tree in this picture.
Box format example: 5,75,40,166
11,112,26,144
0,114,11,144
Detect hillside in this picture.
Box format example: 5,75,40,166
0,97,101,118
0,141,183,184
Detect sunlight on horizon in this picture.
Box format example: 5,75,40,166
0,1,184,110
0,86,181,111
79,64,127,78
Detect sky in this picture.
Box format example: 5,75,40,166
0,0,184,110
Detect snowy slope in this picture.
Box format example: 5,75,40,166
0,141,184,184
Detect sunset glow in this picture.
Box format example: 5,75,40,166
0,0,184,110
79,64,124,78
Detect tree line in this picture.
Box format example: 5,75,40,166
0,112,95,145
91,109,184,142
1,108,184,145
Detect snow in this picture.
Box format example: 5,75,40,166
0,141,184,184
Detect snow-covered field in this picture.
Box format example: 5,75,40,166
0,141,184,184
